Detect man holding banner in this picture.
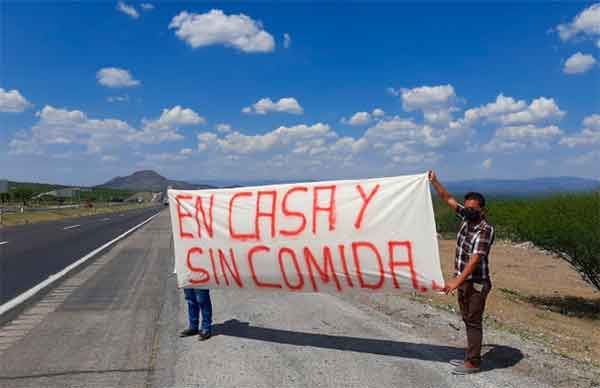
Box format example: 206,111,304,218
429,170,495,375
171,173,499,367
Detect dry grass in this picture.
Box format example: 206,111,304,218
0,203,158,226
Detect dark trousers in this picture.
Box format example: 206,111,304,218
457,280,491,366
183,288,212,332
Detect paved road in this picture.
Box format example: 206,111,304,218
0,211,567,387
0,206,162,304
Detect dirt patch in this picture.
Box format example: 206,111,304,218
431,239,600,365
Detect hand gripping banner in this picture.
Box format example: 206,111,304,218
168,173,445,293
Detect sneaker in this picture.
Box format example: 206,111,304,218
449,359,464,367
451,364,480,375
198,330,212,341
179,328,199,337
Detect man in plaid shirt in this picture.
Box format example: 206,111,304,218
429,170,495,375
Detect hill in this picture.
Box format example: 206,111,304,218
98,170,215,192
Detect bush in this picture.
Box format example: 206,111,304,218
434,192,600,291
512,193,600,291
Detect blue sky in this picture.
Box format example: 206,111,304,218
1,1,599,186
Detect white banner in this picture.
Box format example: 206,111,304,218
168,173,444,293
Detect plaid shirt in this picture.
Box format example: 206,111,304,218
454,204,495,282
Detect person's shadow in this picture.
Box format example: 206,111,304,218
212,319,523,372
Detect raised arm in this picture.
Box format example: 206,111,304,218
428,170,459,211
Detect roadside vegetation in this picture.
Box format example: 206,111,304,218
0,181,160,226
434,191,600,291
0,182,135,205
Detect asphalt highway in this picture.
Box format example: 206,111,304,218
0,206,163,304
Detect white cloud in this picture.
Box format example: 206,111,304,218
583,113,600,129
215,123,233,133
107,95,129,103
462,94,567,154
363,116,421,142
560,113,600,147
464,94,526,124
389,152,440,165
146,148,193,162
341,108,386,125
140,3,154,11
464,95,565,125
36,105,86,124
482,158,492,169
137,106,205,143
497,124,562,140
194,118,439,178
8,105,201,156
483,124,563,152
9,105,138,155
563,52,597,74
169,10,275,53
96,67,140,88
243,97,303,115
199,123,335,155
144,105,205,128
364,115,459,150
372,108,385,118
501,97,565,125
0,88,31,112
350,112,371,125
197,132,218,152
284,33,291,48
400,84,456,112
189,116,454,180
556,3,600,41
342,111,371,126
331,137,369,154
116,1,139,19
399,84,458,125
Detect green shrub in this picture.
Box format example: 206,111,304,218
513,193,600,291
434,192,600,291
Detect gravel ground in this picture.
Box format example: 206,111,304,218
340,291,600,388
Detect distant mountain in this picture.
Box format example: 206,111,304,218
6,173,598,196
445,176,600,197
197,176,599,196
98,170,215,192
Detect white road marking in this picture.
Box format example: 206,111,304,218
0,241,8,246
100,218,110,221
63,224,81,230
